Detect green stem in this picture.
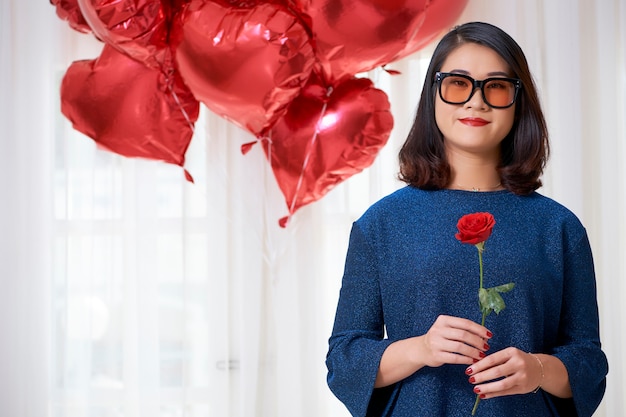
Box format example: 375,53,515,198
480,309,487,330
473,244,487,415
478,244,484,292
471,393,481,415
472,308,488,416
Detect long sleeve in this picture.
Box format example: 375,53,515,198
326,223,395,417
551,231,608,416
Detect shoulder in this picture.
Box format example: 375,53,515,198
355,186,426,225
521,192,584,227
353,186,456,243
363,186,420,213
349,186,417,239
516,192,589,247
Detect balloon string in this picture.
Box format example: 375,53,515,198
166,79,196,134
165,70,197,182
264,133,274,167
282,86,333,226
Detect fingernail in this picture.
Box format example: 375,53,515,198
472,358,479,363
473,386,481,394
484,343,490,350
486,331,493,338
479,351,486,358
480,394,486,399
465,367,473,375
469,376,476,383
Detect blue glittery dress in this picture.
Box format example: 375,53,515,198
326,187,607,417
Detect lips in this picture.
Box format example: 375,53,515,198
459,117,490,127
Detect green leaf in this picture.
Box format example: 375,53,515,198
493,282,515,293
478,283,515,315
478,288,493,317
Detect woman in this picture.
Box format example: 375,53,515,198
326,22,608,417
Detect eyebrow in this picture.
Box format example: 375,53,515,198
448,69,511,77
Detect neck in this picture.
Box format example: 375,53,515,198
449,181,502,192
448,170,502,191
445,147,502,192
447,165,503,192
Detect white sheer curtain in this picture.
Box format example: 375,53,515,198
0,1,56,416
0,0,624,416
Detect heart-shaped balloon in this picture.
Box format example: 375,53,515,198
171,0,315,137
291,0,468,83
50,0,92,34
60,44,200,177
77,0,174,70
263,73,394,226
388,0,469,62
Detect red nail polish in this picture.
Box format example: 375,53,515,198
472,358,479,363
473,386,481,394
469,376,476,383
486,331,493,338
484,343,490,350
479,351,486,358
465,367,473,375
480,394,486,399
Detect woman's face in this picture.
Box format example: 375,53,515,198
435,43,516,161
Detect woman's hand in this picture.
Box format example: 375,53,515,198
375,315,492,388
421,315,492,367
465,347,543,398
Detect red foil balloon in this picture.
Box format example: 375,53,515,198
172,0,315,137
389,0,469,62
60,44,200,175
291,0,468,83
76,0,174,69
50,0,92,34
264,74,394,227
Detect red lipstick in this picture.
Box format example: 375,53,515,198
460,117,489,127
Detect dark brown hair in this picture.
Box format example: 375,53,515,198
398,21,549,194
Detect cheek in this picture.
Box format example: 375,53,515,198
498,110,516,137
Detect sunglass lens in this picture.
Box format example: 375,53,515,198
483,79,516,108
440,76,472,104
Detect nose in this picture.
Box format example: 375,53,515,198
465,86,488,109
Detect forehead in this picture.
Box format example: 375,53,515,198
440,43,512,77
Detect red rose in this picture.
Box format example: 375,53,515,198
455,212,496,245
454,211,510,416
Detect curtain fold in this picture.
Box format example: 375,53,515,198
0,1,624,416
0,1,55,416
